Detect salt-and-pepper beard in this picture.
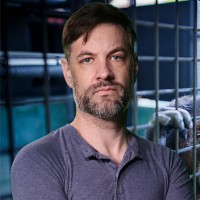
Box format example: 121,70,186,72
72,80,132,120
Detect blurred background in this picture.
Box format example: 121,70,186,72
0,0,199,199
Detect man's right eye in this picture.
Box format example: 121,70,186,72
80,58,93,63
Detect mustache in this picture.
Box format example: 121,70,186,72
86,81,126,93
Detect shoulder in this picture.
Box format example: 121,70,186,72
11,125,74,199
135,134,173,154
14,124,71,158
20,124,77,154
11,124,74,176
135,134,171,152
134,135,183,170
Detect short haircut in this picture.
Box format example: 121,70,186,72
62,2,137,60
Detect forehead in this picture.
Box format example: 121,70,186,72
84,23,126,41
70,23,129,53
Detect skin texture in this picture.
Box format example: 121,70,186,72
62,24,136,119
61,23,138,164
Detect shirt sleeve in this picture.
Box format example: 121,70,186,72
11,142,68,200
166,150,193,200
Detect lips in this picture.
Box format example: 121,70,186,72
94,86,117,94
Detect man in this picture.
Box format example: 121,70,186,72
147,95,200,198
11,3,193,199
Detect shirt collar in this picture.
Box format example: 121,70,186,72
125,134,143,160
68,124,100,159
69,124,143,160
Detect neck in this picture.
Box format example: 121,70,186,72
70,109,130,165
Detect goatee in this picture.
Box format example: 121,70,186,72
73,81,131,120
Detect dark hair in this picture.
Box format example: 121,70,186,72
62,2,137,60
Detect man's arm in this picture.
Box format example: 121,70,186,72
166,151,193,200
11,143,67,200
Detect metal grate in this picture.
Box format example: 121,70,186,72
131,1,199,199
0,0,199,199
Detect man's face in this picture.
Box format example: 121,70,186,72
62,23,137,120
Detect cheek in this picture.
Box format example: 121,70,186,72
70,76,82,94
72,76,91,95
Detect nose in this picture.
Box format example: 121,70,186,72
96,60,114,81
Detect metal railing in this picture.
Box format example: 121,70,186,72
0,0,199,199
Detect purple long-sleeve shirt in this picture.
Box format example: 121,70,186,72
11,124,193,200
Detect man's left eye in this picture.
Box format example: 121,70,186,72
111,55,123,61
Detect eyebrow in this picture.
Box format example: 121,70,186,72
108,47,128,55
77,51,94,59
77,46,128,59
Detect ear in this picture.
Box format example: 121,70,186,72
61,58,73,88
133,53,138,83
